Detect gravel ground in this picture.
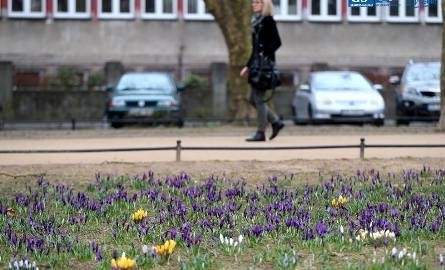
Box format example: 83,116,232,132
0,124,441,140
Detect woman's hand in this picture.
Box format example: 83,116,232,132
240,67,249,78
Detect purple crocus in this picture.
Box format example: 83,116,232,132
315,222,328,238
252,225,263,237
303,228,314,240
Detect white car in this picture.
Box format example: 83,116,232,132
292,71,385,126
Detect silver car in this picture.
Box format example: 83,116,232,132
292,71,385,126
106,72,184,128
390,61,440,125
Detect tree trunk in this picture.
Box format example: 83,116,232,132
437,0,445,131
204,0,255,121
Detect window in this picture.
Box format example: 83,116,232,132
273,0,302,21
425,0,442,23
8,0,46,18
141,0,177,19
347,6,381,22
184,0,213,20
54,0,90,18
98,0,135,19
385,0,419,22
307,0,341,21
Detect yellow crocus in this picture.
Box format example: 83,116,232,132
132,209,148,222
155,240,177,256
111,254,136,270
331,195,347,207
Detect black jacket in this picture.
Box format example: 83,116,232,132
246,15,281,68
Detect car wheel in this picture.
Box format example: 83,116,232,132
292,106,303,125
373,119,384,127
176,118,184,128
307,104,316,125
109,115,124,129
111,122,123,129
395,110,410,126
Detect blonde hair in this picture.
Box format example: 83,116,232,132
261,0,275,16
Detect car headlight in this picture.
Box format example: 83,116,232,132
370,100,379,106
111,99,125,107
370,99,384,108
158,100,178,107
321,99,333,105
315,98,332,106
403,87,419,95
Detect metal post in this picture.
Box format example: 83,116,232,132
176,140,182,162
360,138,365,160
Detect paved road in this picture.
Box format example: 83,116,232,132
1,133,444,165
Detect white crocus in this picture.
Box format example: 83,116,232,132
238,234,244,244
224,237,229,246
229,238,234,246
391,247,398,257
340,225,344,234
398,249,405,260
142,245,149,255
219,234,224,245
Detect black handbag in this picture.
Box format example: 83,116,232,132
248,17,281,92
248,53,281,91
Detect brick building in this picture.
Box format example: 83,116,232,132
0,0,442,89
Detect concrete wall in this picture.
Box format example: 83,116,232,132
11,91,109,121
8,87,216,121
6,87,396,121
0,20,441,71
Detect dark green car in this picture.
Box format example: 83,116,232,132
106,72,184,128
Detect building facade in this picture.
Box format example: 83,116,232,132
0,0,442,88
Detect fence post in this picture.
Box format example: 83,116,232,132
176,140,182,162
360,138,365,160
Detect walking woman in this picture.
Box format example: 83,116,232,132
241,0,284,142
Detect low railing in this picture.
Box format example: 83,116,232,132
1,138,444,161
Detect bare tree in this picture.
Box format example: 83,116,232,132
203,0,253,120
438,0,445,130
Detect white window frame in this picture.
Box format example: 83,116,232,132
98,0,135,19
141,0,177,19
53,0,91,19
8,0,46,18
274,0,303,21
385,0,419,22
307,0,342,21
347,6,382,22
425,0,442,23
184,0,213,20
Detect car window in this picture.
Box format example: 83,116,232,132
312,73,373,91
117,73,174,92
405,64,440,82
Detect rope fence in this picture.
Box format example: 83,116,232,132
1,138,445,161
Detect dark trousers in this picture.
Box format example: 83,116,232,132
248,87,279,132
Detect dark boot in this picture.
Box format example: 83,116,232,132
269,121,284,140
246,131,266,142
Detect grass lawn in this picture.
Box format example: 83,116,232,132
0,162,444,269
